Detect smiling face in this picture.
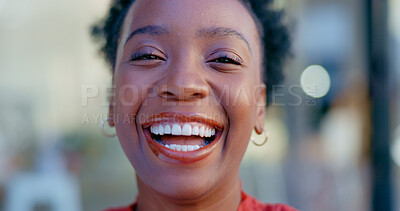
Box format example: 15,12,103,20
111,0,266,200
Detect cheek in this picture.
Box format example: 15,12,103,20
220,79,259,160
222,105,254,170
116,81,140,111
114,70,154,117
113,73,150,168
219,76,259,115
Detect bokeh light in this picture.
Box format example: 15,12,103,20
391,126,400,167
300,65,331,98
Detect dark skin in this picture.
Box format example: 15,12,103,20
109,0,266,210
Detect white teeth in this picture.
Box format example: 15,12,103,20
150,125,158,134
164,125,171,134
171,124,182,135
158,125,164,135
150,126,155,134
150,123,217,138
199,126,205,137
192,126,199,135
182,124,192,136
156,127,161,135
163,144,202,151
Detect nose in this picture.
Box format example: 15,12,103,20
157,60,210,101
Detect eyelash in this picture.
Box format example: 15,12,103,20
130,52,242,66
130,52,165,61
208,55,242,65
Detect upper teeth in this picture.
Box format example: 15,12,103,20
150,123,216,137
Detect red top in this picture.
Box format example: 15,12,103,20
105,191,298,211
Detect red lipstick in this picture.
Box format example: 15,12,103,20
142,112,224,164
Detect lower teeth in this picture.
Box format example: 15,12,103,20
168,144,201,151
153,139,206,151
151,134,215,151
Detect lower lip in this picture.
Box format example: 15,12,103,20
144,129,222,164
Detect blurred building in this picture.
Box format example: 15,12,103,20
0,0,398,210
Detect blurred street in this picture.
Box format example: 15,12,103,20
0,0,399,210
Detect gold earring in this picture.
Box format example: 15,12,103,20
100,117,116,138
250,129,269,146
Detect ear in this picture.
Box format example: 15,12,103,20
254,84,266,135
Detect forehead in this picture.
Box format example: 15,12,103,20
120,0,260,49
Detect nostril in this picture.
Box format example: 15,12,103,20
192,93,203,97
157,83,209,100
161,91,175,98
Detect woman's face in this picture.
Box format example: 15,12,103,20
112,0,265,199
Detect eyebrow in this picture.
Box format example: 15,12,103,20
198,27,251,53
124,25,169,46
124,25,251,52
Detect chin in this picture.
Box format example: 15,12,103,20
141,167,223,201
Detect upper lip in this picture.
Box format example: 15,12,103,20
141,112,224,130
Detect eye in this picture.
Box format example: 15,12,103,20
208,56,242,65
130,53,165,61
206,51,244,67
128,47,167,67
206,50,246,72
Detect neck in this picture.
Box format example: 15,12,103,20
135,172,242,211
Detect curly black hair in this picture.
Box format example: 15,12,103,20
91,0,291,104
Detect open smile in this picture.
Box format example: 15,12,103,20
142,112,224,163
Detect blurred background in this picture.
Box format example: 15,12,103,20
0,0,399,210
